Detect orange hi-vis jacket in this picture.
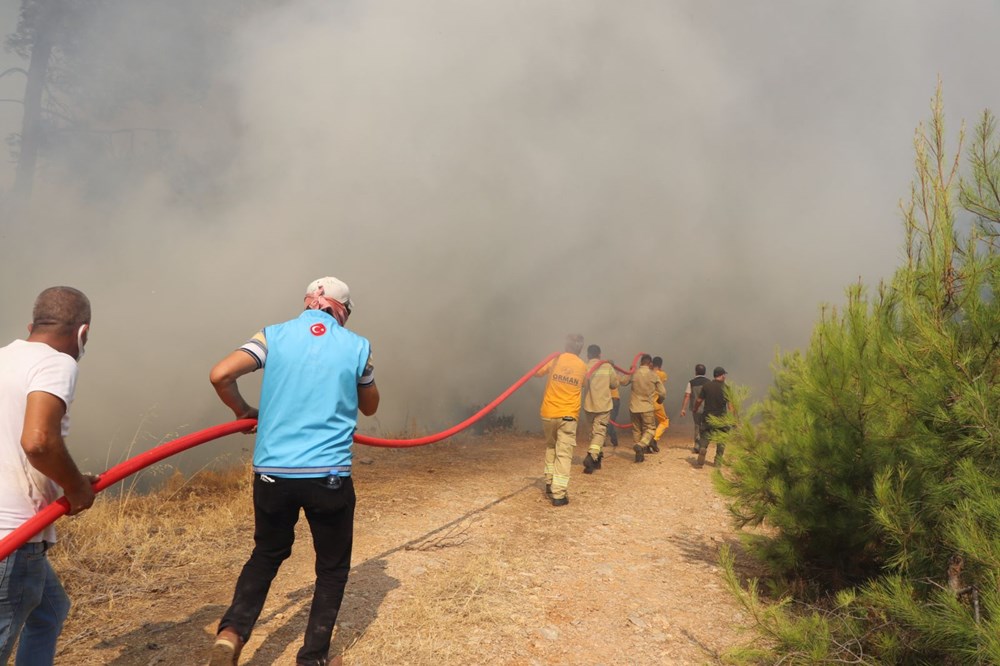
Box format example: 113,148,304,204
536,352,587,419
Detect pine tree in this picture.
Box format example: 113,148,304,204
718,89,1000,663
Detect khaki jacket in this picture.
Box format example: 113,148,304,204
624,365,666,413
584,359,619,413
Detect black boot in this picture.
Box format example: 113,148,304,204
596,452,603,469
649,440,660,453
582,453,598,474
633,444,645,463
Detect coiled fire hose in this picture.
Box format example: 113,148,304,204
0,350,652,559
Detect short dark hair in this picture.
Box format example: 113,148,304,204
695,364,706,375
587,344,601,359
32,286,91,334
640,353,652,365
652,356,663,368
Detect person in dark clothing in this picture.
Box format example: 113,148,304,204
207,276,379,666
679,364,710,453
692,366,731,468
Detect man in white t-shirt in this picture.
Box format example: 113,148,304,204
0,286,97,664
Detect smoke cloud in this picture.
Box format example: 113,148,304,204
2,0,999,471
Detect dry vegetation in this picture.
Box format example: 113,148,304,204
50,463,254,653
48,429,757,665
342,551,525,664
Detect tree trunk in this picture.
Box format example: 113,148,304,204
13,3,56,200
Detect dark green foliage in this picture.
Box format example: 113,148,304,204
719,91,1000,663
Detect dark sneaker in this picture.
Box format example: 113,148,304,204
551,496,569,506
596,452,603,469
633,444,645,463
545,484,553,498
583,453,598,474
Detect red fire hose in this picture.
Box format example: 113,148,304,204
0,350,660,558
1,352,568,558
0,419,257,561
355,352,558,447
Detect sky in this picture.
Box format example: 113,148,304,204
2,0,999,473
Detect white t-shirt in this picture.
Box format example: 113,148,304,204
0,339,78,543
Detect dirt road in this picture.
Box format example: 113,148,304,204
59,423,755,665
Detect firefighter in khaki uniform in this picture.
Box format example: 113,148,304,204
620,354,666,463
651,356,669,450
535,334,587,506
582,344,618,474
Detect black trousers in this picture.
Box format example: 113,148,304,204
692,411,705,445
220,474,355,664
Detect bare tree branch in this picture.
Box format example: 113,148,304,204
0,67,28,81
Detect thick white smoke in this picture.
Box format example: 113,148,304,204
1,0,999,471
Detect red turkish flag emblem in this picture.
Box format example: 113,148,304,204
310,323,327,336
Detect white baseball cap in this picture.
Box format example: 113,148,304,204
305,276,353,313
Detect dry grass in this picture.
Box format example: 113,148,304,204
53,458,526,662
342,550,526,665
50,461,254,650
39,431,756,664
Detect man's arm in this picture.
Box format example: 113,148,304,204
534,359,554,378
679,388,691,416
21,391,95,515
609,367,620,390
654,377,666,404
724,384,735,413
358,383,380,416
209,350,260,420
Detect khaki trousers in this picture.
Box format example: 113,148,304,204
630,410,657,446
542,417,577,500
584,410,610,458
